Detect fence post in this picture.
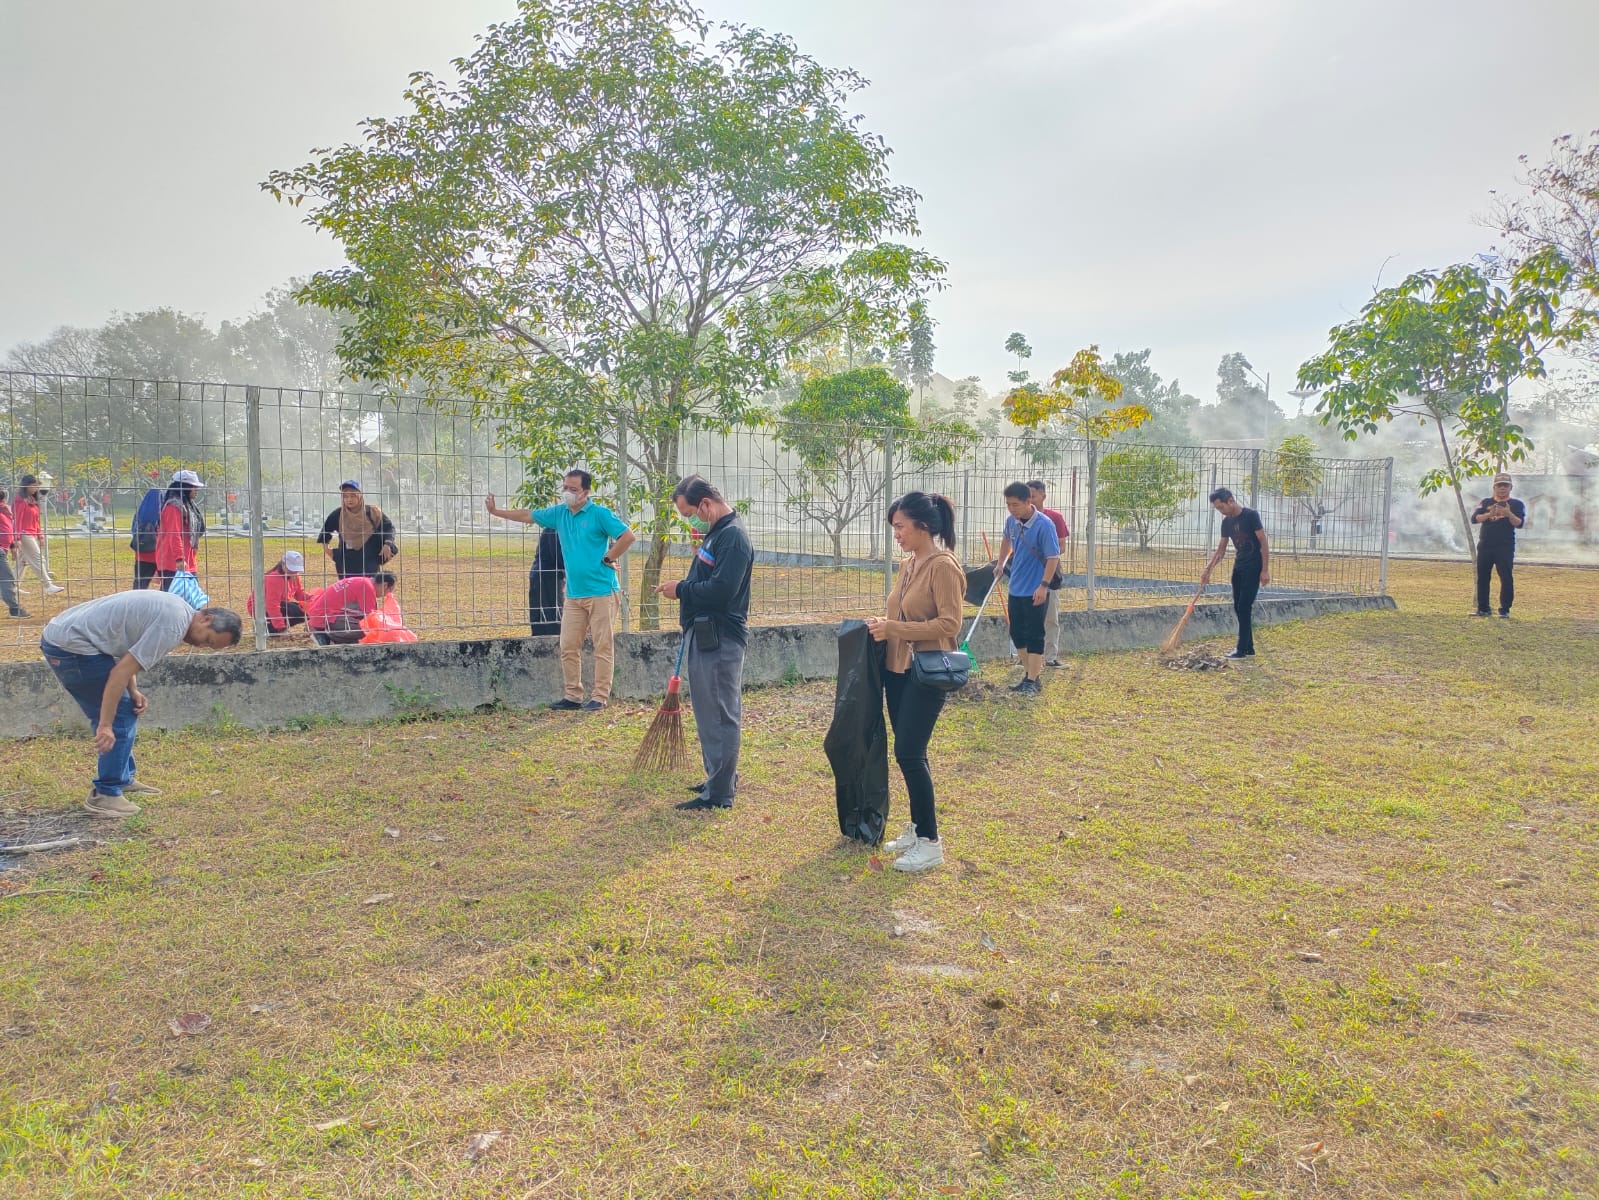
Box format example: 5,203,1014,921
245,385,269,653
960,470,969,565
1085,439,1098,611
615,407,631,632
1379,456,1394,595
882,425,895,597
1249,448,1261,509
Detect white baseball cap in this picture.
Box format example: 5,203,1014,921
172,469,205,487
282,550,305,573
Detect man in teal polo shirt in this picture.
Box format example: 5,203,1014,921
485,470,635,710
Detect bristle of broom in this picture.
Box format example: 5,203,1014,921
1159,612,1191,656
632,679,687,772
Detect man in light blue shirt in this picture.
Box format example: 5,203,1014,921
485,469,634,710
992,481,1060,696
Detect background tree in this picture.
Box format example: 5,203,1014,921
1004,345,1151,438
1265,433,1342,550
1298,252,1591,565
1488,131,1599,347
266,0,942,627
774,366,975,567
1004,332,1033,386
1095,447,1193,550
1102,348,1200,445
907,300,936,407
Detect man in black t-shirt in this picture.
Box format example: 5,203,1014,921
1470,472,1526,618
1201,487,1271,659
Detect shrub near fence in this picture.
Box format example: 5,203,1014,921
0,373,1393,659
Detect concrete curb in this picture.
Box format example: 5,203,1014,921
2,593,1395,738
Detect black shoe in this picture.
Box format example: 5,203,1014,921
1469,611,1490,618
581,699,606,711
548,699,582,711
7,608,27,618
1499,612,1511,620
674,795,732,811
1046,659,1064,668
687,782,708,795
1008,678,1031,693
1225,650,1255,659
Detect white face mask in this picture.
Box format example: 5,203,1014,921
560,489,581,509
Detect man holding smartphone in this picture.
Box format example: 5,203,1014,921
1471,473,1525,619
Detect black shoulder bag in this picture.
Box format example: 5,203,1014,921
908,557,970,691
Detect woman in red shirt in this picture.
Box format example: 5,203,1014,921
150,470,207,591
12,475,63,595
247,550,311,635
306,571,395,645
0,488,28,617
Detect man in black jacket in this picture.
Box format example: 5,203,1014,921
656,475,753,811
1471,472,1526,618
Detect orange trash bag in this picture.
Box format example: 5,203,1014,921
359,596,418,644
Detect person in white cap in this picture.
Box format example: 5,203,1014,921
152,470,207,591
247,549,311,635
1471,472,1525,618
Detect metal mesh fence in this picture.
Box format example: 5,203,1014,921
1,373,1391,658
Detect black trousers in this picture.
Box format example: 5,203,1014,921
884,669,946,842
1007,592,1047,655
133,557,159,589
1232,560,1262,655
1476,544,1514,614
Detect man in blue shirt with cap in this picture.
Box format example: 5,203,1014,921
486,469,635,711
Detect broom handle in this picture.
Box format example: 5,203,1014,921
671,634,687,680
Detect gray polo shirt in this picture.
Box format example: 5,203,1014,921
43,591,194,669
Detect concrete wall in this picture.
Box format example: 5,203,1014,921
2,594,1394,739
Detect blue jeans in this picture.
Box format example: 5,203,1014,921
40,639,136,797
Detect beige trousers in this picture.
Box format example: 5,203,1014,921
560,593,619,702
14,536,56,589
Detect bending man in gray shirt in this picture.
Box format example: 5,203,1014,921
41,591,242,818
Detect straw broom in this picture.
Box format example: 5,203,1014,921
633,637,688,772
1159,581,1206,656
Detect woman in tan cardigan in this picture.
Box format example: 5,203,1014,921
865,491,965,873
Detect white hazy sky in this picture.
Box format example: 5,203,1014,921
2,0,1596,404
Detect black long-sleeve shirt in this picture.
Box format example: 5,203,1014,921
316,505,399,579
676,513,753,646
1472,497,1525,551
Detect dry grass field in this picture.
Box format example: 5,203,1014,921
0,560,1595,1198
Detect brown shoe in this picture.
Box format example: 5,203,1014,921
123,779,163,796
84,792,141,819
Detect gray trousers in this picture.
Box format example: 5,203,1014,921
1043,586,1061,660
685,633,745,803
0,551,18,613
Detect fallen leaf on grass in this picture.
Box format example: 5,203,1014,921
1491,899,1516,913
382,827,401,839
978,933,998,954
248,1002,279,1015
464,1130,503,1161
310,1117,350,1132
1517,715,1534,727
1295,950,1324,963
362,893,396,906
168,1012,212,1038
1296,1140,1330,1164
207,790,221,797
1494,877,1524,888
460,896,483,906
1183,1073,1202,1086
154,837,179,850
891,924,905,938
867,855,884,872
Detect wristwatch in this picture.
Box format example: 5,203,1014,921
602,557,615,567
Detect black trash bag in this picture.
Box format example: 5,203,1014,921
964,563,996,607
528,526,566,637
825,619,890,845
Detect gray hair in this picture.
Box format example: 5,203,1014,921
200,607,244,645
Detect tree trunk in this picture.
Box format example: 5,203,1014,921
832,527,844,570
1434,415,1477,569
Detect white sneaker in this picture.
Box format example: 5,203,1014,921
46,585,66,595
883,823,919,854
892,838,944,873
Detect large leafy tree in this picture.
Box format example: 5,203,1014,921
1004,345,1150,438
775,367,975,568
1095,447,1193,550
1102,348,1200,446
265,0,942,626
1297,252,1591,565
